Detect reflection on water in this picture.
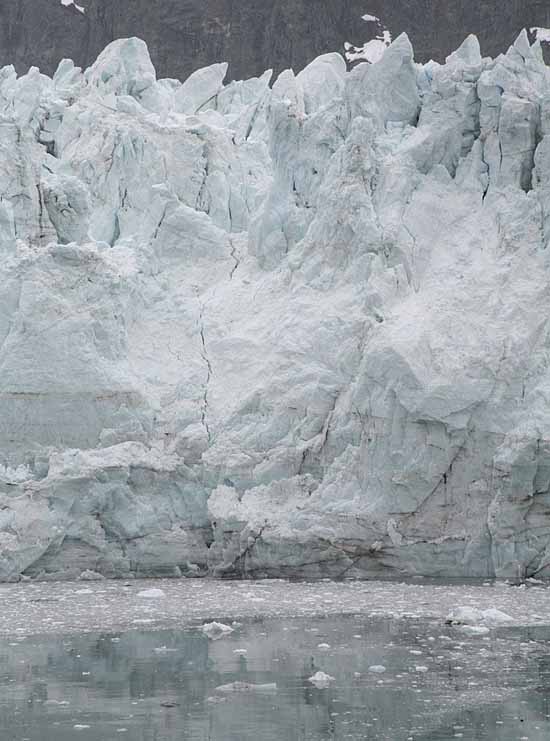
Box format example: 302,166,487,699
1,615,550,740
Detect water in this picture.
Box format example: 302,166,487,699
1,615,550,740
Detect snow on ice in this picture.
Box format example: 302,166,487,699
60,0,85,13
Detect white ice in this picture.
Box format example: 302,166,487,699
0,30,549,583
308,671,335,687
202,622,235,639
60,0,85,13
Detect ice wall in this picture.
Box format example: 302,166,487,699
1,32,550,581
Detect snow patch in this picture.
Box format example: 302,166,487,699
345,13,392,63
531,27,550,43
61,0,85,14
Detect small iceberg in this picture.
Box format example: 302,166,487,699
137,588,166,599
201,621,234,639
308,671,335,688
446,606,514,627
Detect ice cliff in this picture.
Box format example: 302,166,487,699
1,32,550,581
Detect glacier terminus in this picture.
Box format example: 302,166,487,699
0,31,550,582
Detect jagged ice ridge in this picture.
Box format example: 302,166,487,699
0,31,549,581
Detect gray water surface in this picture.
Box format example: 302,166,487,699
2,615,550,740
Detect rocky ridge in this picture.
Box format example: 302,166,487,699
0,31,549,581
4,0,550,81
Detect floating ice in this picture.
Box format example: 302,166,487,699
201,622,234,639
215,681,277,692
79,571,104,582
459,625,491,636
308,671,336,688
137,589,166,599
446,607,514,627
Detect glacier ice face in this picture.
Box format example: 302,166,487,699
1,32,550,581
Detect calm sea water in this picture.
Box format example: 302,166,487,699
1,614,550,740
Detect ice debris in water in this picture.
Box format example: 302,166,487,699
458,625,491,636
201,621,234,639
368,665,386,673
79,571,104,582
215,681,277,693
137,588,166,599
446,607,514,627
308,671,335,687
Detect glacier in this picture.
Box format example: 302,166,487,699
1,31,550,581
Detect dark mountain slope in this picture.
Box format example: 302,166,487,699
2,0,550,81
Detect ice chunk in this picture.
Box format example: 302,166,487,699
215,681,277,692
480,608,514,626
459,625,490,636
446,607,514,627
308,671,335,688
79,571,104,582
137,588,166,599
446,607,484,625
201,621,234,639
